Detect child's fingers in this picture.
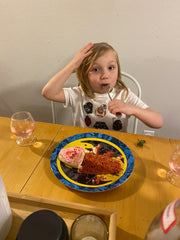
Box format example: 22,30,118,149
80,42,93,54
84,50,93,57
78,43,93,62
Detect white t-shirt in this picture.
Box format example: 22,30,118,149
63,86,148,132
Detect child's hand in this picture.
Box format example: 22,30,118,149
70,43,93,70
108,99,135,116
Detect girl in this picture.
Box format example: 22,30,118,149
42,42,163,132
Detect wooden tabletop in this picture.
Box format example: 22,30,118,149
0,117,61,192
18,124,180,240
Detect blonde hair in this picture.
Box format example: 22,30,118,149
76,42,128,98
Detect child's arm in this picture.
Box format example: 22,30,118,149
42,43,93,103
108,99,163,128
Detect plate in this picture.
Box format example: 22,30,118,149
50,132,134,192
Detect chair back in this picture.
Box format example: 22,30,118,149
121,72,142,134
51,101,56,124
51,71,142,134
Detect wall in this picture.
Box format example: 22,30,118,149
1,0,180,139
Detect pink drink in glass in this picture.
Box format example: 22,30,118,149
169,147,180,176
11,121,35,138
167,145,180,187
10,111,36,146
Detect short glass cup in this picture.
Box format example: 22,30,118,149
70,214,109,240
167,145,180,187
10,111,36,146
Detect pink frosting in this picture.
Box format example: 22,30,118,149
59,146,85,167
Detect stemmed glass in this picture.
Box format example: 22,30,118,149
10,111,36,146
167,145,180,187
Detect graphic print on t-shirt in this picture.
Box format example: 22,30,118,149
83,102,108,129
113,119,122,130
84,102,93,114
83,101,123,131
95,104,107,118
93,122,109,129
85,115,91,127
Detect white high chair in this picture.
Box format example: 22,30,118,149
51,71,142,134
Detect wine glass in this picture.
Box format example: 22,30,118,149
10,111,36,146
167,145,180,187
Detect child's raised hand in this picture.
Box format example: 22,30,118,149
108,99,135,116
71,43,93,70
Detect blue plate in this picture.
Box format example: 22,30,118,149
51,132,134,192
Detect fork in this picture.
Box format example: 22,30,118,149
103,85,121,116
103,85,112,101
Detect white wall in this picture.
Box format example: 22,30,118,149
1,0,180,139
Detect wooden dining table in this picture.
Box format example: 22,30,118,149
0,116,180,240
0,117,61,192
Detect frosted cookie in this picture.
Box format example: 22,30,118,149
58,146,85,168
